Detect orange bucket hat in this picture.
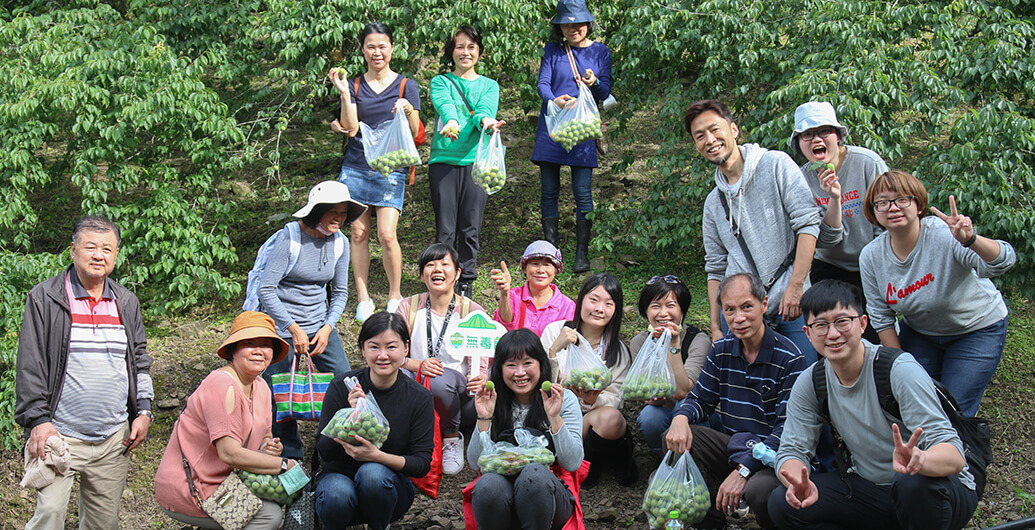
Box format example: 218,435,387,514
216,311,290,364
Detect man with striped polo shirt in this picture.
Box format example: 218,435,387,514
664,273,806,530
16,215,154,529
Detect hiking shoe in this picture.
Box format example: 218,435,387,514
385,298,403,314
355,299,375,322
455,281,473,300
442,433,465,475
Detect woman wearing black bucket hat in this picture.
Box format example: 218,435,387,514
532,0,612,273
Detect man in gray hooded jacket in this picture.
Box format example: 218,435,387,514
685,99,821,364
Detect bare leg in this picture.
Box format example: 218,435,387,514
376,206,403,301
350,208,373,303
583,406,627,440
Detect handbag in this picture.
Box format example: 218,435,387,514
283,485,317,530
176,420,263,530
272,353,334,422
410,367,443,498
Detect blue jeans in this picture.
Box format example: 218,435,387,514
636,405,723,453
262,330,351,460
899,317,1008,417
539,162,593,220
314,463,415,530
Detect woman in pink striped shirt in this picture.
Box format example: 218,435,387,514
491,240,575,337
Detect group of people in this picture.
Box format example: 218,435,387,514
12,1,1017,530
329,0,611,325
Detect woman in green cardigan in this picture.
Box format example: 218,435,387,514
428,25,505,299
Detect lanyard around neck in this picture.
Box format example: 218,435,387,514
426,294,457,358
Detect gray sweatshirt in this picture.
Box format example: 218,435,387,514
257,227,350,338
703,143,821,316
777,342,974,489
860,216,1015,335
802,145,888,271
466,389,585,472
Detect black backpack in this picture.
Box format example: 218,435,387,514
812,346,991,499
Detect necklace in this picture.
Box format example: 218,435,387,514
426,294,457,358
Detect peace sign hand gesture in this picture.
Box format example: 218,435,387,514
779,466,819,509
930,195,975,244
891,423,926,475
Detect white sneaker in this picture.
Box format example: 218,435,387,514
442,433,464,475
385,297,403,314
355,300,375,323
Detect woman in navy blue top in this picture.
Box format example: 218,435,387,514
532,0,612,273
329,21,421,323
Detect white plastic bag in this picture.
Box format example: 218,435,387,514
642,450,711,528
476,428,555,476
545,81,602,151
622,329,677,402
320,376,390,448
360,110,421,176
559,331,612,391
473,128,506,194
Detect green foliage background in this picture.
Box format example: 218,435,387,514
1,0,1033,449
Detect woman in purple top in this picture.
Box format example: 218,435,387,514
532,0,612,273
491,240,576,336
328,21,422,323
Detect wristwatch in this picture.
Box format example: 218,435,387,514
737,464,751,478
137,409,155,421
669,347,680,356
280,458,289,474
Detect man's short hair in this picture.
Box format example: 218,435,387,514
684,99,735,134
717,273,766,305
799,279,866,321
72,215,121,246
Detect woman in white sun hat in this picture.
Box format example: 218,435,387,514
790,101,889,342
257,180,367,462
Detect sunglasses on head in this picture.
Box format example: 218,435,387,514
646,275,682,286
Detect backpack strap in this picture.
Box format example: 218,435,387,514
459,295,472,318
354,76,361,96
406,293,423,332
285,221,303,273
331,231,346,263
872,346,905,419
812,356,831,425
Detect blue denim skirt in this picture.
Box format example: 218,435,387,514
338,164,407,211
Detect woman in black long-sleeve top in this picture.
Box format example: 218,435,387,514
314,312,434,530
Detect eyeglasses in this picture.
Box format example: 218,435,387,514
805,315,863,335
646,275,682,286
799,127,838,142
872,196,915,212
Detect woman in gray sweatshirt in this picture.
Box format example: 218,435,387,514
859,170,1015,416
789,102,888,342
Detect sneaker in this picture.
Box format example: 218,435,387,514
454,280,473,300
355,299,375,322
385,297,403,314
442,433,465,475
